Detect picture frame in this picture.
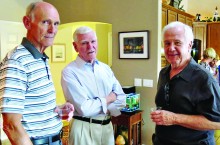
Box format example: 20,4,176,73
119,30,149,59
51,43,66,62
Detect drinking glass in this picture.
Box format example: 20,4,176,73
150,106,162,112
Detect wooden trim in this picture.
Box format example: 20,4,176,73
162,3,195,19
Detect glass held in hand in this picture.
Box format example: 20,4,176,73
58,108,70,120
150,106,162,112
55,106,74,121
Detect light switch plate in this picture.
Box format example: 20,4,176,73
143,79,153,87
134,78,142,86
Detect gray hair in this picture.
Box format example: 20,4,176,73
162,21,194,44
73,26,97,42
26,2,40,20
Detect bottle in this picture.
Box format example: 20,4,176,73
213,6,219,22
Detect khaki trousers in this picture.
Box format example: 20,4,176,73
69,117,114,145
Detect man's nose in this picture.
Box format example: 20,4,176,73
87,42,93,48
48,24,56,33
168,43,175,51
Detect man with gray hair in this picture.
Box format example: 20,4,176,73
61,26,126,145
151,21,220,145
0,2,74,145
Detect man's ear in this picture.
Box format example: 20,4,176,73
188,41,193,53
23,16,31,29
189,40,193,48
73,42,78,52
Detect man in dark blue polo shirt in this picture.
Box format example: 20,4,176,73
151,21,220,145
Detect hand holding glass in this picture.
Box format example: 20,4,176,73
55,103,74,121
59,108,73,120
150,106,162,112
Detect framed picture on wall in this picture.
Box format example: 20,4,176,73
51,43,66,62
119,30,149,59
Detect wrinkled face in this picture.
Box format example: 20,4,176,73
163,27,192,66
73,31,98,63
25,4,60,51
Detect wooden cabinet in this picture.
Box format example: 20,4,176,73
167,10,177,23
162,3,195,28
178,14,186,24
207,23,220,56
193,22,220,58
186,17,193,26
162,7,167,28
112,111,143,145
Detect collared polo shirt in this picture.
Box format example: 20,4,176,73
0,38,62,137
155,58,220,144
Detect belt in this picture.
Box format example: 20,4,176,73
73,116,111,125
31,130,63,145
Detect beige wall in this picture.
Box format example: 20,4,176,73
187,0,220,20
44,0,161,144
0,0,42,22
181,0,188,11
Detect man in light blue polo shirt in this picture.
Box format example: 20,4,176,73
0,2,74,145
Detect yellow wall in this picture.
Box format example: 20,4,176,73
1,0,42,22
45,22,112,104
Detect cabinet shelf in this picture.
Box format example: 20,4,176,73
112,110,143,145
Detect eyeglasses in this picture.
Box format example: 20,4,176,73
164,82,170,106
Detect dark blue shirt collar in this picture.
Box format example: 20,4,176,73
21,37,49,59
162,58,195,82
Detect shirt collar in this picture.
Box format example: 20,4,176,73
180,58,197,82
76,55,99,68
162,58,195,82
21,37,49,59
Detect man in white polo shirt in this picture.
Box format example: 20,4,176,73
0,2,74,145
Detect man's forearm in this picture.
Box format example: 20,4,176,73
106,91,116,105
3,124,33,145
3,113,33,145
174,114,220,130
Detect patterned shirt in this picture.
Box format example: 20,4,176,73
0,38,62,137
